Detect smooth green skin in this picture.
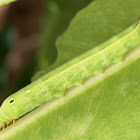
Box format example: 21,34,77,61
0,0,16,6
0,22,140,129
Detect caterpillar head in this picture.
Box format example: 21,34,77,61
0,91,24,125
0,112,7,129
0,86,34,126
0,95,18,124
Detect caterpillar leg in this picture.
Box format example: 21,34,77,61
112,56,123,63
7,124,9,127
2,126,4,130
54,91,65,97
13,119,16,124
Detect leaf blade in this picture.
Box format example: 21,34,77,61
1,46,140,140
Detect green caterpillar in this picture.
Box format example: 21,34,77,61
0,21,140,130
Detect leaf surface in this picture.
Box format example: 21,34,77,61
37,0,92,69
1,46,140,140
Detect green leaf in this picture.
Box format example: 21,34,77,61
1,0,140,139
0,45,140,140
37,0,92,69
0,0,16,6
33,0,140,81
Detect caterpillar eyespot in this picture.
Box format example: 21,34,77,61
0,21,140,130
9,99,15,105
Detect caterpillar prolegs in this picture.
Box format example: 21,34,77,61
0,21,140,130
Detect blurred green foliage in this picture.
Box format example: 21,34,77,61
37,0,92,69
0,27,11,90
0,0,16,6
